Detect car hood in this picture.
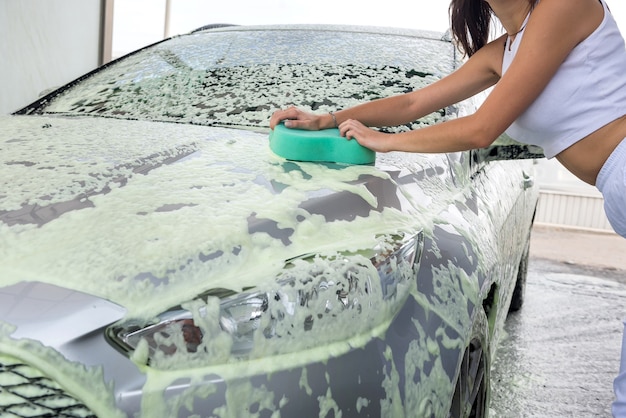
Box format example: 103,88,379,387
1,115,430,318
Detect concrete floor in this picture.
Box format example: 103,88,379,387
530,224,626,275
490,225,626,417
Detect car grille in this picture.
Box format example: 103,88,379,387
0,356,96,418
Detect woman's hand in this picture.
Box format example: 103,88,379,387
270,108,392,153
269,106,325,130
339,119,392,153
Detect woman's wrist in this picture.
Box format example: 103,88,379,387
319,111,340,129
328,111,338,129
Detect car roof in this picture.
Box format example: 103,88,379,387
190,23,450,41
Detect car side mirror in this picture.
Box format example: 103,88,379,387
475,133,545,163
38,87,59,97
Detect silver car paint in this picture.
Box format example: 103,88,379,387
0,25,538,417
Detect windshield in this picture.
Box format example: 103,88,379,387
29,28,456,130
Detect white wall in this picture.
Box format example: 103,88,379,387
0,0,102,114
112,0,165,59
112,0,626,58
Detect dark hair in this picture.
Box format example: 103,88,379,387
449,0,494,57
449,0,536,57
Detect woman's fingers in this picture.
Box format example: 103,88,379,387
339,119,364,140
339,119,389,153
269,106,299,129
269,106,320,130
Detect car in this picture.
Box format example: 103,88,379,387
0,24,540,417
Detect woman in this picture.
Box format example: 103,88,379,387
269,0,626,413
270,0,626,236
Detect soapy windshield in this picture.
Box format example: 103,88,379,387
33,28,454,130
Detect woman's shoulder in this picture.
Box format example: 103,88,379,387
528,0,604,43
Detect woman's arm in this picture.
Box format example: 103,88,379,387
346,0,604,153
335,46,502,128
268,35,502,130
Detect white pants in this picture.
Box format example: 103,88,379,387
597,137,626,239
600,139,626,417
614,322,626,417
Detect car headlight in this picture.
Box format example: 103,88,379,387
107,232,423,368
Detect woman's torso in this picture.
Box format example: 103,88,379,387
557,115,626,185
502,0,626,185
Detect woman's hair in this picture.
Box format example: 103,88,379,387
449,0,494,57
449,0,535,57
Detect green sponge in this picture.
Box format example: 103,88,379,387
269,124,375,165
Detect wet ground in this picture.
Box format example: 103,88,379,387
490,250,626,417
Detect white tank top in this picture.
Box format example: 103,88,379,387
502,0,626,159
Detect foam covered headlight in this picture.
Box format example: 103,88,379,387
107,232,423,366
